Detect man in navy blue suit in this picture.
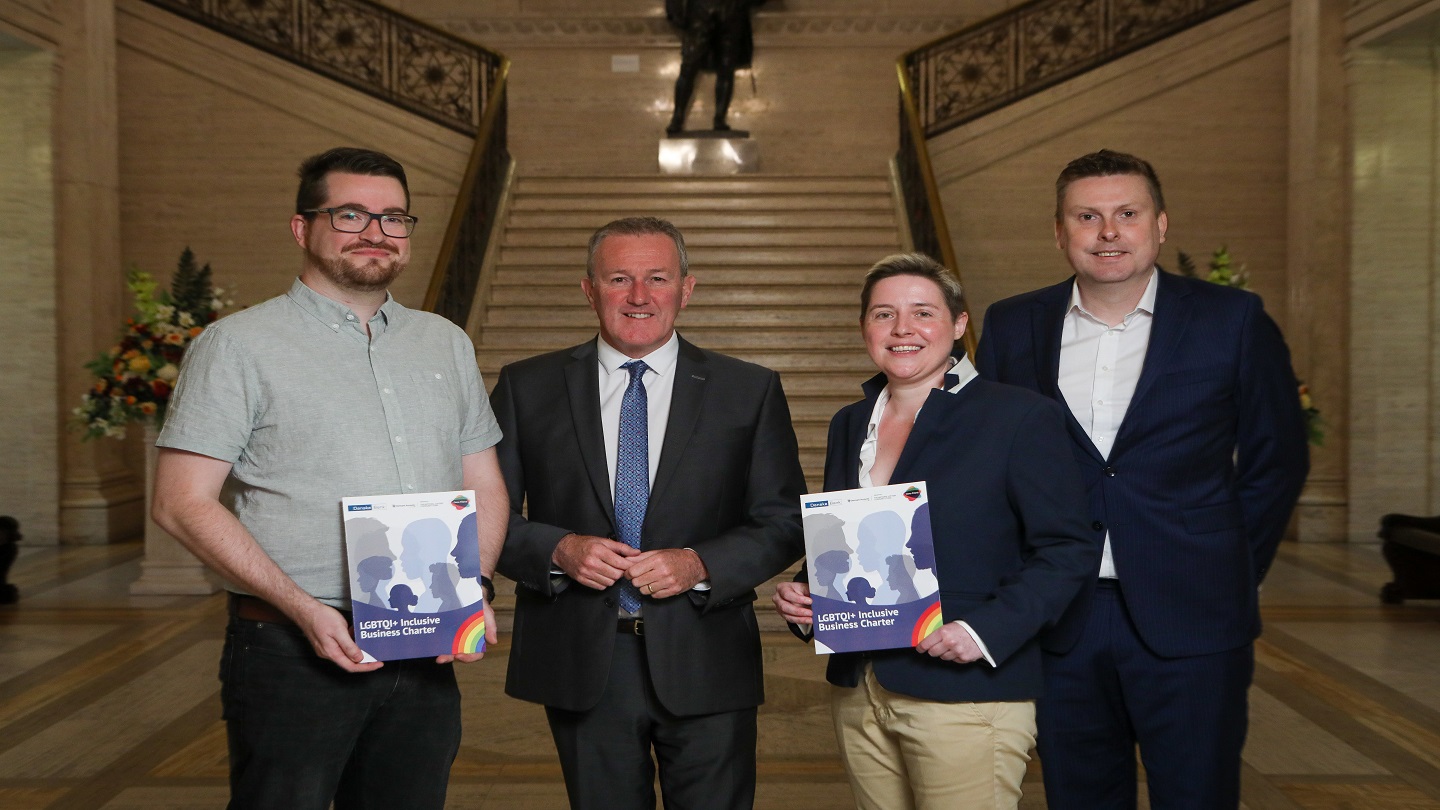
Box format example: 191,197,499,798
975,150,1309,809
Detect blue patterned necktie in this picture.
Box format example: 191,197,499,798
614,360,650,613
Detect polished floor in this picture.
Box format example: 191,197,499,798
0,541,1435,809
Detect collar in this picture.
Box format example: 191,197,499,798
1068,267,1159,325
286,277,399,328
596,332,680,378
864,354,979,434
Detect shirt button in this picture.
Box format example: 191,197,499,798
331,324,339,329
383,388,391,394
394,436,403,443
346,314,355,320
434,373,442,379
1096,399,1104,405
406,484,415,490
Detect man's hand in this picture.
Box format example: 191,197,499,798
437,600,498,664
294,601,383,673
553,534,641,590
772,580,813,624
626,548,707,599
915,622,984,664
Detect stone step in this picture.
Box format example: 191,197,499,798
476,347,874,374
511,194,895,212
489,285,860,307
490,266,873,288
500,246,894,266
503,227,900,248
514,176,891,196
506,210,895,230
483,305,854,327
472,326,863,351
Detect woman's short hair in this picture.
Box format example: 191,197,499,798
859,253,964,322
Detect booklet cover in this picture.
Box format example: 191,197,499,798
801,482,943,655
342,490,486,662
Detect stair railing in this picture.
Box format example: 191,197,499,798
140,0,510,326
896,0,1256,352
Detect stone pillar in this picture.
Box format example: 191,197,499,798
54,0,144,544
1287,0,1350,542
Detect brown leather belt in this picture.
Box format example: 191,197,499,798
229,593,293,624
617,617,644,636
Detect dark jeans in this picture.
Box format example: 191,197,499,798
221,616,462,810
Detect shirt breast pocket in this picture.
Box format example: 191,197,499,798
397,369,462,441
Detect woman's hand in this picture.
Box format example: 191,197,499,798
772,581,813,624
916,621,985,664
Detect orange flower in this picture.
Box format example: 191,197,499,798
121,349,140,360
163,332,185,346
138,402,157,415
92,381,107,394
189,326,204,338
125,396,137,405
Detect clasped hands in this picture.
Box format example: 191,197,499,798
553,534,707,600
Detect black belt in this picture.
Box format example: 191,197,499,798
617,617,644,636
1095,578,1120,590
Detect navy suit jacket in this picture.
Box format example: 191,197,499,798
492,337,806,716
821,375,1097,702
975,270,1309,658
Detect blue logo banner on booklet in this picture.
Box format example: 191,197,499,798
801,482,943,655
343,490,487,662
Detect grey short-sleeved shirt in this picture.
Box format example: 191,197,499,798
157,278,502,607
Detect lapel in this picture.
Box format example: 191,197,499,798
563,340,616,524
648,336,708,507
1030,279,1071,401
891,385,956,484
1113,269,1194,451
1034,279,1106,464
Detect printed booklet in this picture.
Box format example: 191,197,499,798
342,490,487,662
801,482,943,655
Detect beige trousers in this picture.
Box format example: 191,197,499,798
830,664,1036,810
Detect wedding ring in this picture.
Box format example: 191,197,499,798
644,584,653,595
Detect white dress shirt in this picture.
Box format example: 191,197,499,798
856,355,996,666
1057,269,1158,580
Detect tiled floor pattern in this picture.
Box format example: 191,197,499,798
0,541,1435,808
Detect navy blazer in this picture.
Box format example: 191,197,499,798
821,375,1097,703
975,270,1310,658
492,337,806,716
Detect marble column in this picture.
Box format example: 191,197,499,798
1287,0,1350,542
55,0,144,544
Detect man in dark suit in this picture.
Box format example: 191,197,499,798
491,216,806,810
975,150,1309,809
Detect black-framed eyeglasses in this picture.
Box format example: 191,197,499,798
303,207,418,238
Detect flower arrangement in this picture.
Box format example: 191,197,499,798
73,249,230,440
1177,246,1323,446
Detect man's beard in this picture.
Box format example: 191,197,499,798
307,244,406,293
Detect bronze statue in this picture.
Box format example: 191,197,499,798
666,0,766,135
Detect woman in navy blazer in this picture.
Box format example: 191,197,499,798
775,254,1097,809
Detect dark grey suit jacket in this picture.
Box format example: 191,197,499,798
492,336,806,716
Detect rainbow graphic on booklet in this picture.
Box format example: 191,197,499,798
342,489,488,662
453,611,488,655
801,481,943,655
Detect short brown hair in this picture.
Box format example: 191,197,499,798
859,253,965,322
1055,149,1165,220
295,147,410,214
586,217,689,279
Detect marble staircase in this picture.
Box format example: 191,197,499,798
474,174,905,629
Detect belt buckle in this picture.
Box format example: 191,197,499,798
630,618,644,636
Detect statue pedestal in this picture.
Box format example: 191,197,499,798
659,134,759,175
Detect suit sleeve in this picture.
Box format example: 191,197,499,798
957,399,1099,665
689,371,807,610
491,365,573,596
1235,296,1309,582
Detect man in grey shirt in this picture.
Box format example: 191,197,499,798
152,146,506,810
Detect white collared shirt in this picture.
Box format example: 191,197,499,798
596,333,680,494
1057,268,1158,580
854,355,995,666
